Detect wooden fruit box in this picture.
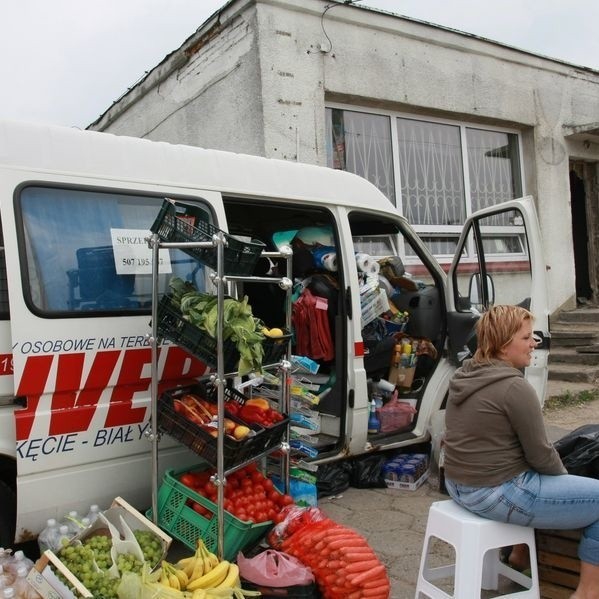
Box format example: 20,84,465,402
536,528,582,599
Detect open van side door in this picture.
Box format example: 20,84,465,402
446,196,550,402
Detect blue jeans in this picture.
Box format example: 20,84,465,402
445,471,599,565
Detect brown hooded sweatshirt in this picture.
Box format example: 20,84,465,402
444,358,566,486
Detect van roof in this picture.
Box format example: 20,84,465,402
0,120,397,214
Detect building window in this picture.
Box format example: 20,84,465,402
326,108,395,200
326,107,523,259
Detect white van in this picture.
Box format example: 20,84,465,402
0,120,549,546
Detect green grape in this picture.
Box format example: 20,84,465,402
133,529,163,568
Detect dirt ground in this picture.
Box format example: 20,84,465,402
543,398,599,431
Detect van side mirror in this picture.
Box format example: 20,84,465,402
468,273,494,308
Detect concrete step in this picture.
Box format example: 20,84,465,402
554,307,599,324
577,344,599,353
551,329,599,347
548,363,599,384
549,347,599,365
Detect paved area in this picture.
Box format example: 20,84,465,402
319,472,446,599
315,417,580,599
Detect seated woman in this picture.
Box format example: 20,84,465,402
443,305,599,599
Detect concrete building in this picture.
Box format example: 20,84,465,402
89,0,599,316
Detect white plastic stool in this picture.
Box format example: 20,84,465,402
415,499,540,598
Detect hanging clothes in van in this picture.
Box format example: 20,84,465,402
292,287,334,361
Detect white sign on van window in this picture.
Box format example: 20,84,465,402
110,228,172,275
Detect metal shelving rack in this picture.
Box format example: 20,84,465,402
147,229,292,558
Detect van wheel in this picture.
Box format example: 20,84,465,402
0,480,16,547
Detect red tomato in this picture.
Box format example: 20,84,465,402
263,479,275,492
251,470,264,483
192,502,212,518
273,511,286,524
179,473,196,488
281,494,294,506
236,509,248,521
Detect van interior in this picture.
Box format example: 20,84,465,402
223,197,446,459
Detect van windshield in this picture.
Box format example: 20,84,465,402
18,187,211,315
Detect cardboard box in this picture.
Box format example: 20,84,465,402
385,469,429,491
395,366,416,390
383,453,429,491
27,550,92,599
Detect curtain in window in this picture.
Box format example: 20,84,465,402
327,108,395,201
466,128,521,212
19,188,203,313
397,118,465,227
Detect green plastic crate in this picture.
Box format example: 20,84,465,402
153,467,273,561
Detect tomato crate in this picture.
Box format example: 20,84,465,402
150,198,265,276
151,467,274,561
158,390,269,470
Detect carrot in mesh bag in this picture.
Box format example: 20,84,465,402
272,507,391,599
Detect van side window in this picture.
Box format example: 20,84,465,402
0,221,8,319
18,187,210,315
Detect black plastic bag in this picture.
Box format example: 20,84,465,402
349,454,388,489
554,424,599,478
315,461,352,498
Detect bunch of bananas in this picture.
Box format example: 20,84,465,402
156,539,259,599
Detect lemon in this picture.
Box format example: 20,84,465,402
266,327,284,338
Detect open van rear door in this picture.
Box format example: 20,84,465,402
446,196,550,403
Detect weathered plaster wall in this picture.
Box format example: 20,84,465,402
91,0,599,313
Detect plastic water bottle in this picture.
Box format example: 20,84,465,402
56,525,71,549
60,511,82,536
0,565,13,590
2,587,15,599
4,552,32,579
0,551,12,568
37,518,59,553
85,504,101,524
12,565,41,599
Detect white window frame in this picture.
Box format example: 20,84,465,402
326,103,526,265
